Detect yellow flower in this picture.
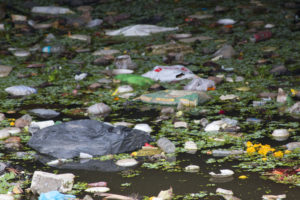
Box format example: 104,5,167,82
246,141,253,147
10,122,15,126
262,157,267,161
131,152,137,157
239,175,248,179
257,145,275,156
8,118,15,121
274,151,283,158
284,150,291,154
253,143,261,148
291,89,297,96
247,147,256,155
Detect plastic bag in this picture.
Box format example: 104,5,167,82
184,78,215,91
28,119,153,159
106,24,178,36
39,191,75,200
142,65,196,82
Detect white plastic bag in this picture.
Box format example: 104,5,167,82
142,65,196,82
106,24,178,36
184,78,215,91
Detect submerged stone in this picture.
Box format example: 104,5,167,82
87,103,111,116
85,187,110,193
213,44,236,59
185,165,200,172
29,109,60,119
0,65,13,77
30,171,74,194
5,85,37,96
115,158,138,167
286,142,300,151
272,129,289,141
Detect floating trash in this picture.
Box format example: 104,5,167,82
209,169,234,178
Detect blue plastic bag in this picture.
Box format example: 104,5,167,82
38,191,76,200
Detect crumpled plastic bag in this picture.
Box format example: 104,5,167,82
28,119,153,159
142,65,196,82
204,118,238,132
106,24,178,36
39,191,75,200
184,78,215,91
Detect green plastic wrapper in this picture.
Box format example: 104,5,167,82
136,90,210,106
114,74,155,87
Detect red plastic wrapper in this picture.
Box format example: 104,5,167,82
250,30,272,42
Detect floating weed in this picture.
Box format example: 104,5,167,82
142,159,181,172
121,182,131,187
120,169,141,178
174,191,208,199
0,172,16,194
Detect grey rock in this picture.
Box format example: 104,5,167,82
115,158,138,167
16,151,35,158
93,56,113,66
0,127,21,138
213,44,236,59
15,114,32,128
0,162,6,174
288,102,300,114
270,65,287,75
212,149,244,157
0,129,10,140
83,195,94,200
179,36,212,43
157,137,176,154
0,65,13,77
29,109,60,119
86,19,103,28
5,85,37,96
0,194,14,200
30,171,75,194
87,103,111,116
88,82,102,89
161,107,175,115
277,88,287,103
286,142,300,150
0,113,5,121
0,127,21,140
199,118,209,127
28,123,40,135
114,55,136,69
98,78,112,84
